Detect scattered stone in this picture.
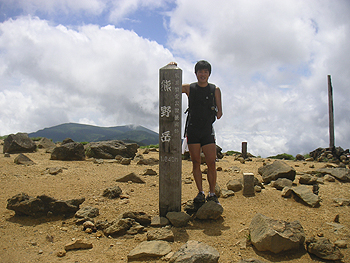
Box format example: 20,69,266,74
50,141,85,161
75,206,99,218
226,179,243,192
116,173,146,184
103,218,134,236
127,240,172,261
64,239,93,251
258,160,296,184
37,137,56,149
249,213,305,254
122,211,151,226
292,185,321,207
4,152,10,157
14,154,35,165
196,201,224,220
46,167,63,175
271,178,293,190
57,250,66,257
334,240,347,248
102,186,122,199
183,200,204,216
147,228,174,242
281,187,293,198
169,240,219,263
324,174,335,182
143,168,157,176
333,198,350,206
237,259,266,263
221,189,235,198
166,211,191,227
137,158,159,165
85,140,138,159
120,158,131,165
295,154,305,161
305,237,344,261
316,167,350,182
6,193,85,217
3,133,37,153
299,174,323,185
151,216,170,227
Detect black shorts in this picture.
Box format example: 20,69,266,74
186,125,215,146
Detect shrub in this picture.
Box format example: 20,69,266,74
226,150,241,156
268,153,295,160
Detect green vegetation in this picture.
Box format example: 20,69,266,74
268,153,295,160
140,144,159,149
30,137,42,141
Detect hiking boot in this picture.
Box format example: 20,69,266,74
193,192,205,203
206,194,220,205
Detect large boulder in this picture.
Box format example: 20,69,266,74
3,133,36,153
6,193,85,217
249,213,305,254
85,140,138,159
50,141,85,160
37,137,56,149
316,167,350,182
258,160,296,184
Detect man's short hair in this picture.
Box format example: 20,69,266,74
195,60,211,75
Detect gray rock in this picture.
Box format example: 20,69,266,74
102,186,122,199
292,185,321,207
221,189,235,198
116,172,145,184
249,213,305,254
169,240,219,263
143,168,157,175
281,187,293,198
271,178,293,190
128,240,172,261
237,259,266,263
122,211,151,226
316,167,350,182
120,158,131,165
3,133,36,153
243,173,255,196
151,216,170,227
299,174,324,185
85,140,138,159
166,211,191,227
14,153,35,165
306,237,344,261
37,137,56,149
103,218,134,236
333,198,350,206
75,206,99,218
195,201,223,220
6,193,85,217
50,142,85,161
258,160,296,184
226,179,242,192
46,167,63,175
147,228,174,242
137,157,159,165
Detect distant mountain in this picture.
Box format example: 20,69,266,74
28,123,159,146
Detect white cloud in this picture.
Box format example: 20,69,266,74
0,16,174,135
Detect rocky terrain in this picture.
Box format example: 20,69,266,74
0,137,350,263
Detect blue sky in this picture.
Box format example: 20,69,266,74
0,0,349,157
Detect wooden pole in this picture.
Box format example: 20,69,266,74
328,75,334,149
159,62,182,217
242,142,247,159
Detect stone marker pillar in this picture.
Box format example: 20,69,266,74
243,172,255,197
242,142,247,159
159,62,182,217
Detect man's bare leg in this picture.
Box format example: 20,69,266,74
202,143,217,194
188,143,203,192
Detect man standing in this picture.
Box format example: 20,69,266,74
182,60,223,204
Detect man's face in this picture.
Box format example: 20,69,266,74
196,69,210,84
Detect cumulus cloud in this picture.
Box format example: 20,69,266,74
0,16,173,134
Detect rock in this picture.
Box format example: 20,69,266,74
281,187,293,198
127,240,172,261
46,167,64,175
221,189,235,198
103,218,134,236
316,167,350,182
85,140,138,159
37,137,56,149
147,228,174,242
226,179,242,192
299,174,323,185
64,239,93,251
50,142,85,161
292,185,321,207
169,240,219,263
116,172,145,184
237,259,267,263
195,201,223,220
271,178,293,190
102,186,122,199
75,206,99,218
334,240,347,248
166,212,191,227
183,200,204,216
14,154,35,165
120,158,131,165
3,133,36,153
243,173,255,196
324,174,335,182
258,160,296,184
249,213,305,254
6,193,85,217
143,168,157,176
295,154,305,161
137,158,159,165
333,198,350,206
151,216,170,227
306,237,344,261
122,211,151,226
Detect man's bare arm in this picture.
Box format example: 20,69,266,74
215,87,223,119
